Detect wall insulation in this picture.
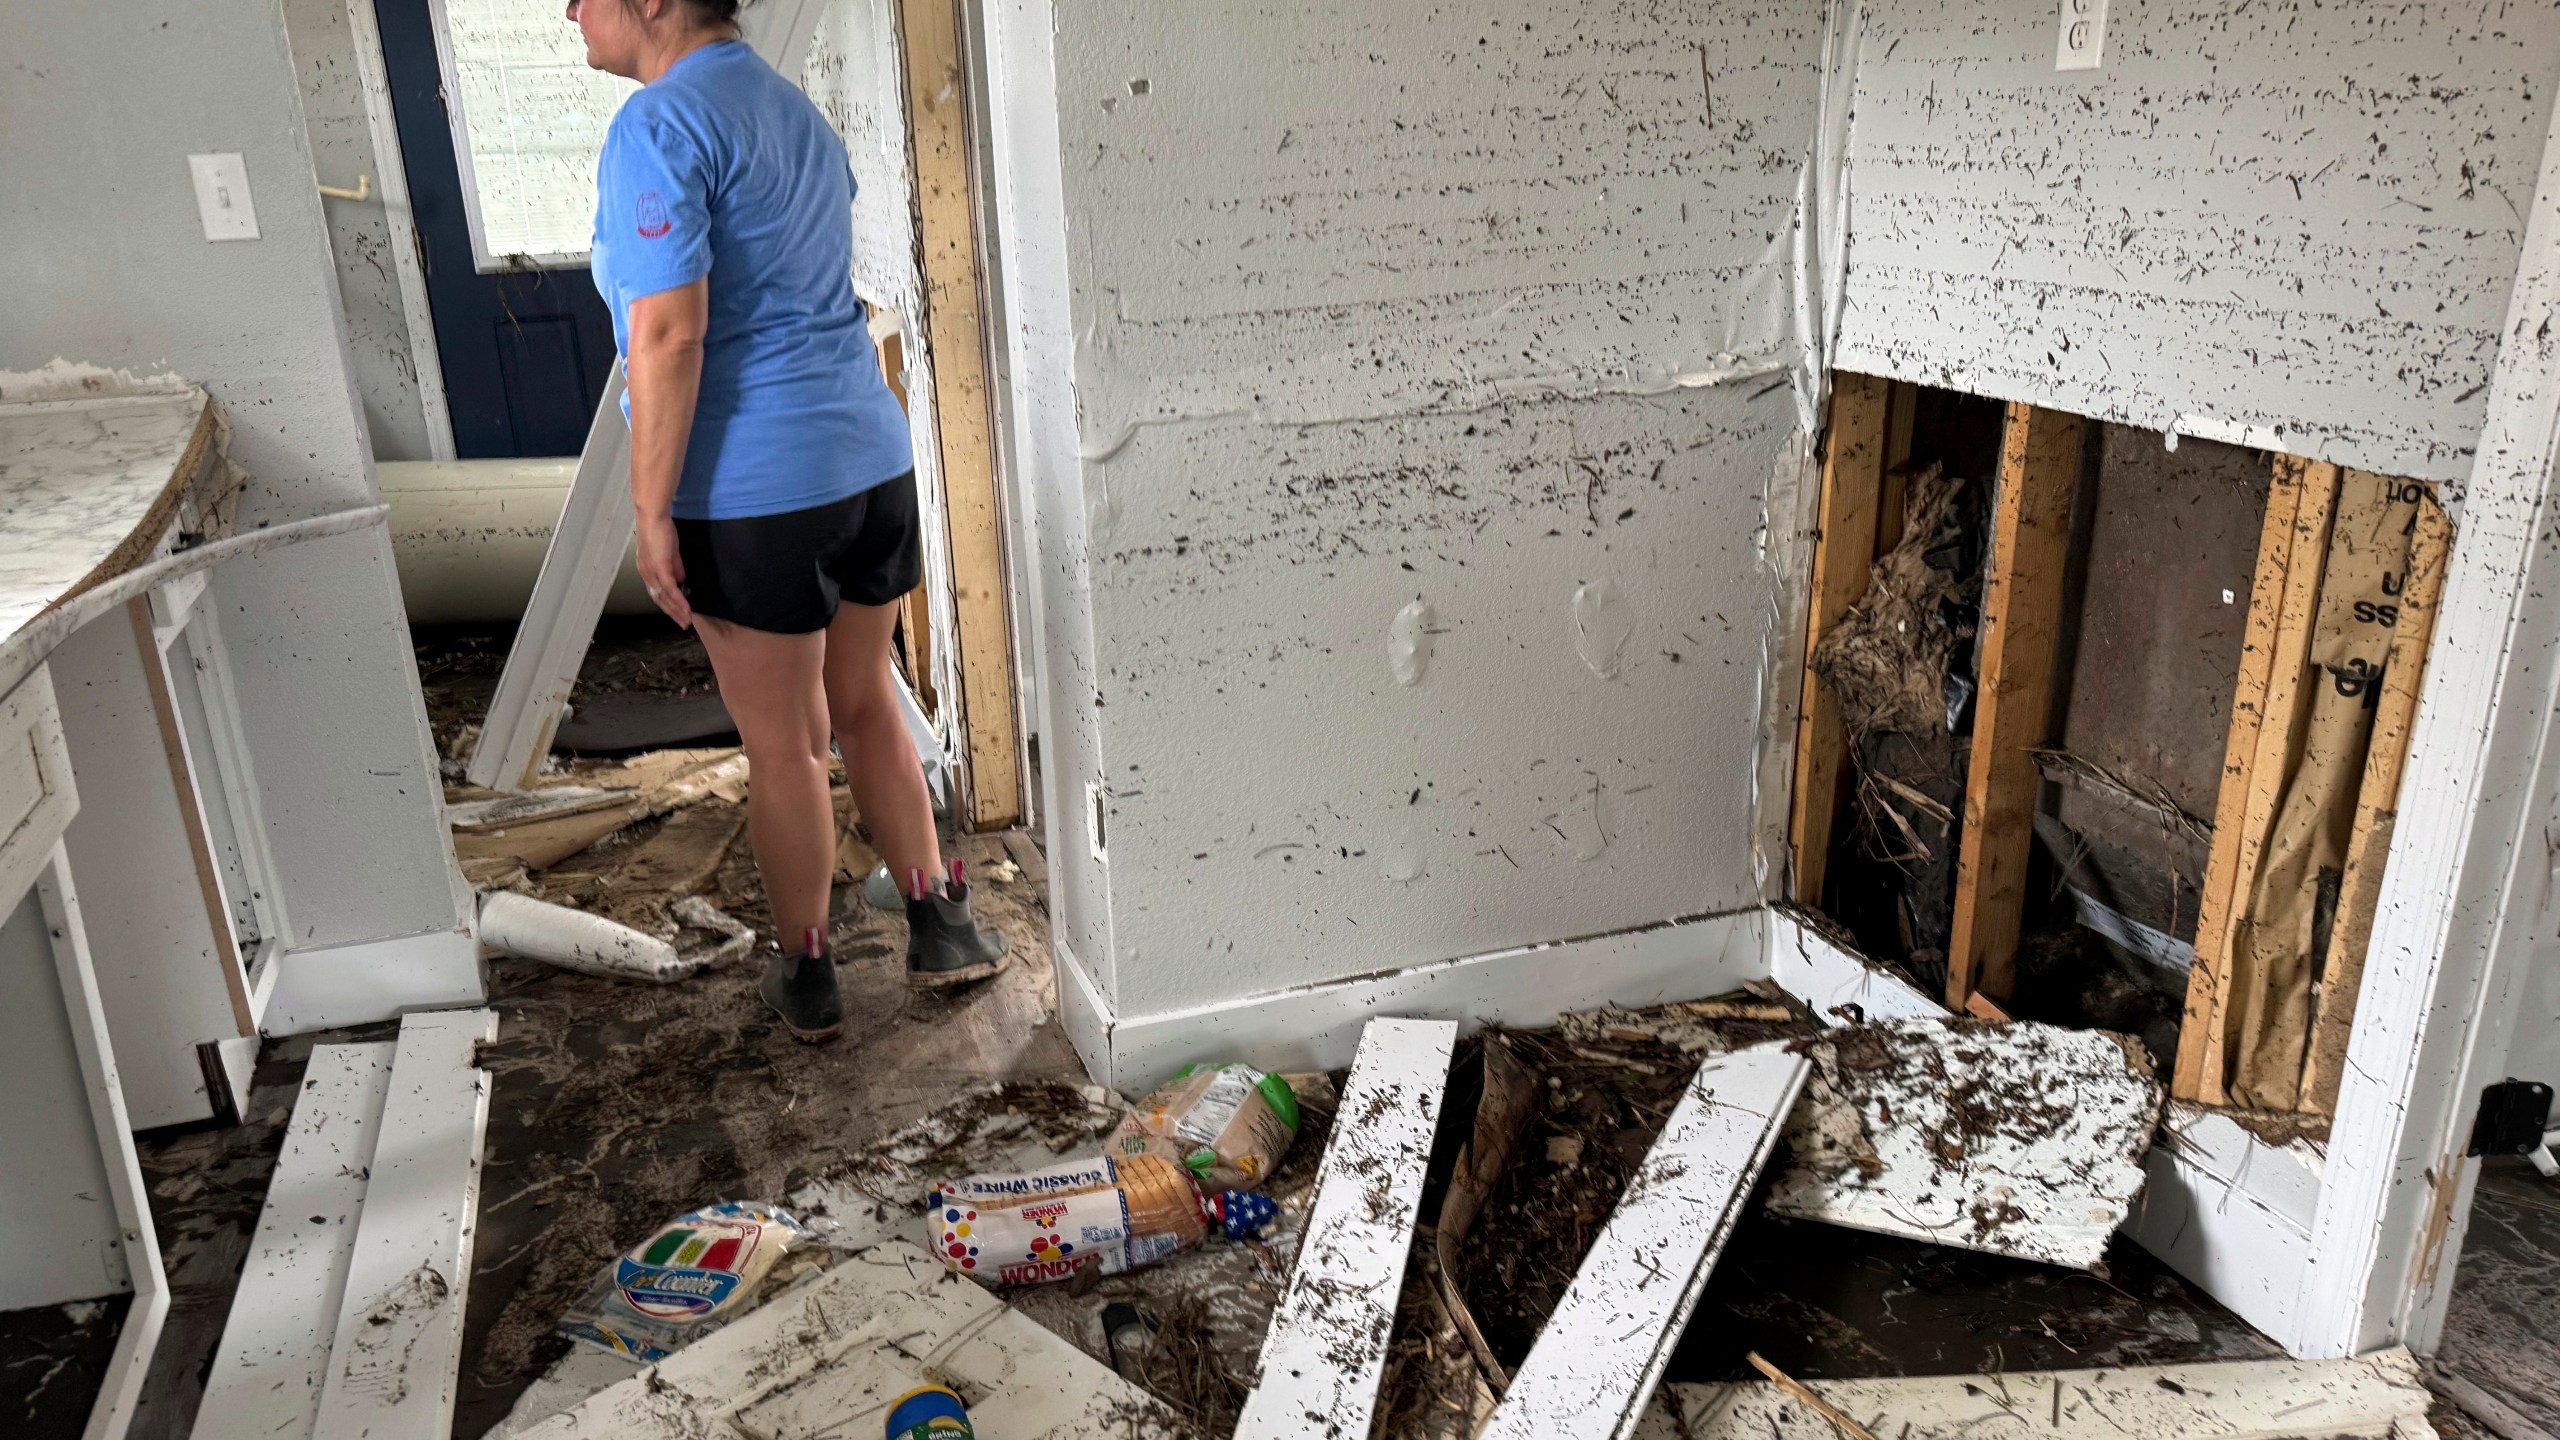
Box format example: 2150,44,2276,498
1834,0,2560,485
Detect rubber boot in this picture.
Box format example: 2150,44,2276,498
760,928,843,1042
905,864,1011,989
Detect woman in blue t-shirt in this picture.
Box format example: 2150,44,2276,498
573,0,1008,1041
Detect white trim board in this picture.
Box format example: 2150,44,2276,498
37,847,170,1440
313,1008,497,1440
1764,904,1946,1024
344,0,454,460
194,1043,395,1440
1065,907,1767,1092
2299,86,2560,1358
261,927,483,1037
1635,1348,2434,1439
1235,1018,1455,1440
1484,1044,1810,1440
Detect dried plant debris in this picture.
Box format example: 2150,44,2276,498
1766,1019,2166,1271
1811,464,1976,737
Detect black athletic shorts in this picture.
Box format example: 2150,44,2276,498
674,473,922,634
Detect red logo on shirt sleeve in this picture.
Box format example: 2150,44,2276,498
635,191,672,239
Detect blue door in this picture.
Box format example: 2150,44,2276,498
375,0,619,458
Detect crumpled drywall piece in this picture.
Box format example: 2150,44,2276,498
1764,1017,2165,1270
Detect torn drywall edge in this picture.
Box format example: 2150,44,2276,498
1070,907,1768,1091
1752,429,1823,898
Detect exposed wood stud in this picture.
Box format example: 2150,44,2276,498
896,0,1019,831
1947,401,2086,1007
2175,457,2340,1104
1790,373,1897,908
2300,490,2452,1114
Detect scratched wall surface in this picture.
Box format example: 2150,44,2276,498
1834,0,2560,485
805,0,923,324
982,0,1828,1023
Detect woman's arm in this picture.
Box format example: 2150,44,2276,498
627,277,711,628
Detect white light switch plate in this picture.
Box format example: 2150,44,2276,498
2055,0,2107,70
188,152,261,241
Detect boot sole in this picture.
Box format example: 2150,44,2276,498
906,951,1014,991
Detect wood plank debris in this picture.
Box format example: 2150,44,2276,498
1636,1348,2436,1439
312,1010,498,1440
1764,1018,2164,1271
449,749,746,872
192,1043,395,1440
514,1241,1182,1439
1433,1032,1541,1392
1234,1017,1456,1440
1481,1044,1812,1440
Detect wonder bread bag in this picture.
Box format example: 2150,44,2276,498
558,1201,809,1360
1110,1062,1300,1189
930,1151,1279,1287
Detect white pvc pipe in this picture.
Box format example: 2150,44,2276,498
379,458,654,624
477,889,694,982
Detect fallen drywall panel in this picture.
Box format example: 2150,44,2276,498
1636,1347,2435,1439
1834,0,2560,485
516,1242,1182,1440
193,1043,394,1440
1235,1017,1456,1440
1764,1018,2165,1270
1482,1044,1812,1440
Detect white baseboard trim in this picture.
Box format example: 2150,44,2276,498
1062,908,1768,1092
1763,905,1945,1023
2124,1131,2321,1355
261,928,486,1037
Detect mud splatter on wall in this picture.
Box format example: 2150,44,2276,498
1835,0,2560,485
988,0,1829,1028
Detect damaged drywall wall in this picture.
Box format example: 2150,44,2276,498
1834,0,2560,486
987,0,1835,1044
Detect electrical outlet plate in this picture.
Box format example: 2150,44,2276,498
188,152,261,241
2055,0,2107,71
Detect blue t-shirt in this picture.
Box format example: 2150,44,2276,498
591,40,913,520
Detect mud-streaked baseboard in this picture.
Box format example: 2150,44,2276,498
1054,907,1767,1092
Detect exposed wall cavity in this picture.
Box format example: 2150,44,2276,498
1833,0,2560,487
990,0,1831,1027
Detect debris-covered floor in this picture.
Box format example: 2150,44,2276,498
49,618,2555,1438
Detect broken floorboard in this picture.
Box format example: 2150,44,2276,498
1234,1017,1455,1440
1481,1044,1810,1440
515,1241,1181,1440
1764,1017,2165,1270
1636,1349,2435,1439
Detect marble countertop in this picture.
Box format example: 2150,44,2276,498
0,390,216,647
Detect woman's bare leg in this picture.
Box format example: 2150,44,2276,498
820,598,941,892
693,614,835,942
